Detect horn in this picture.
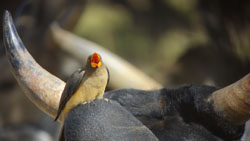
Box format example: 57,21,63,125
210,73,250,124
48,23,162,90
3,10,65,120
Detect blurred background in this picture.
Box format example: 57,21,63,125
0,0,250,140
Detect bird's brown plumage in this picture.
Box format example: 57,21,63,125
55,53,109,122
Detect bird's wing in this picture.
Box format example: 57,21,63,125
54,67,85,121
106,67,110,86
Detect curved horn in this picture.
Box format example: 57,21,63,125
49,24,162,90
3,11,65,119
210,73,250,124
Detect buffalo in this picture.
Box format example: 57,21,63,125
3,11,250,141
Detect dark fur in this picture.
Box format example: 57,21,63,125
64,100,158,141
61,85,245,140
105,85,245,140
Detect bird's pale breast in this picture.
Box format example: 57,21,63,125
61,67,108,121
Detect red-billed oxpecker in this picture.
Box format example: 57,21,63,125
55,52,109,122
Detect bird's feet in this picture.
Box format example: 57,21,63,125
104,98,111,103
89,100,96,106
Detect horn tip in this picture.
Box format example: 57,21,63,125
4,10,10,17
3,10,26,52
3,10,12,28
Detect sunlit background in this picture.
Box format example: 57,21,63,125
0,0,250,140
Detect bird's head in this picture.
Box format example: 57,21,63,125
88,52,102,68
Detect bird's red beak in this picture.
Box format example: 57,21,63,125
91,52,101,68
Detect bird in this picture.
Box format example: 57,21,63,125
54,52,109,122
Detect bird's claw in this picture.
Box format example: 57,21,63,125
90,100,96,106
104,98,111,103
